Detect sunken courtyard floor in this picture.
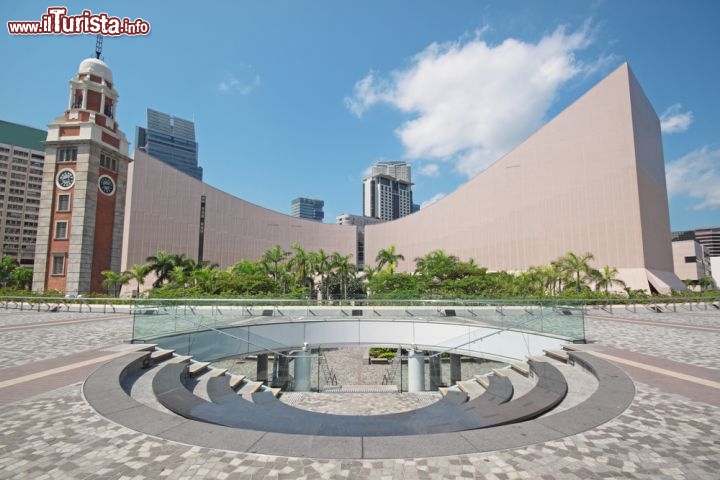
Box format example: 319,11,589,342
0,306,719,479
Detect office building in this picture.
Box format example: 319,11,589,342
0,120,46,265
291,197,324,222
363,161,413,221
136,109,202,180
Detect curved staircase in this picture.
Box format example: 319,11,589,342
83,344,635,459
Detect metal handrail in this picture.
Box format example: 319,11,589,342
180,313,294,358
426,308,566,359
0,294,718,311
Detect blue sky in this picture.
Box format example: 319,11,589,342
2,0,718,230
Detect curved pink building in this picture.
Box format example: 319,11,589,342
121,63,683,293
365,64,682,293
121,149,356,269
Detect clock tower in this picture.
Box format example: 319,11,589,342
32,53,131,294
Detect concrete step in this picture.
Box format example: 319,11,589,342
237,381,263,395
269,387,282,397
208,368,228,377
229,374,246,390
167,355,192,364
511,362,530,377
188,361,210,377
543,349,569,363
526,355,547,362
562,344,584,352
150,349,175,362
457,379,485,396
473,374,490,388
491,368,508,377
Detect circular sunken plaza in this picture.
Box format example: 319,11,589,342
0,300,719,479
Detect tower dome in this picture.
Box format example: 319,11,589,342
78,57,113,82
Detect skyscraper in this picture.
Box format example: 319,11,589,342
362,161,413,221
136,109,202,180
291,197,324,221
0,120,46,265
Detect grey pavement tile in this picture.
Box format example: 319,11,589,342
1,309,720,479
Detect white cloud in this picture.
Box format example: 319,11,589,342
218,66,261,95
666,146,720,210
660,103,694,134
420,193,446,209
346,26,601,177
418,163,440,177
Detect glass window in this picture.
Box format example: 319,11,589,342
52,254,65,276
55,221,68,240
58,148,77,162
57,194,71,211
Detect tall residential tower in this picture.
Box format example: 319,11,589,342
362,161,413,221
0,121,46,265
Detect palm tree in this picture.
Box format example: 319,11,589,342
146,251,186,288
330,252,356,299
262,245,290,282
124,264,151,298
288,244,313,293
190,264,218,293
376,245,405,274
557,252,595,292
101,270,129,297
168,265,189,287
310,249,331,299
231,259,262,276
594,265,626,296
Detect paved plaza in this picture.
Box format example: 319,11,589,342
0,306,719,479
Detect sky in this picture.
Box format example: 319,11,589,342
1,0,718,231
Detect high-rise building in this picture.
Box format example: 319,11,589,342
136,109,202,180
0,120,46,265
362,161,413,221
291,197,324,222
32,56,131,294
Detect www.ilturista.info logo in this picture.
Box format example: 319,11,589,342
7,7,150,35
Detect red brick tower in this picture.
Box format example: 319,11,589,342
32,55,131,294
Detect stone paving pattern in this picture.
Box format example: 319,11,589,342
585,310,720,369
0,311,131,368
0,307,719,478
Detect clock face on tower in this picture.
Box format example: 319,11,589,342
98,175,115,195
56,169,75,189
